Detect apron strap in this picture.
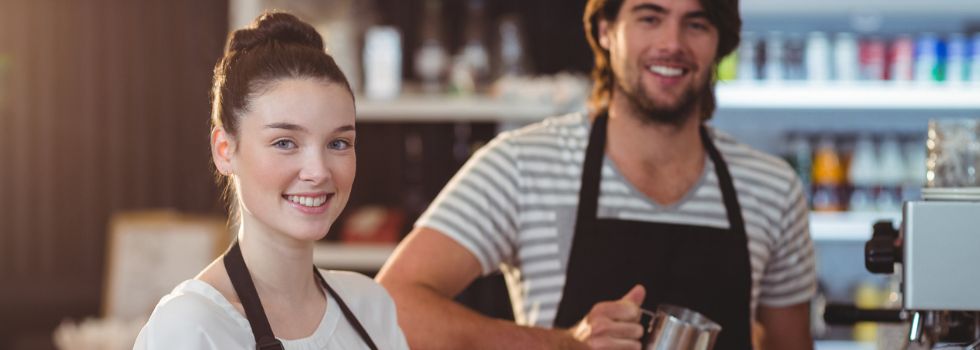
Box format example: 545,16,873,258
223,242,284,350
225,242,381,349
313,268,380,350
573,111,610,237
699,126,746,235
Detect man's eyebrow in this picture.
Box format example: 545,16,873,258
630,3,667,14
630,3,709,20
684,10,709,20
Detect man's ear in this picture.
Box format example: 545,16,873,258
211,126,235,175
598,18,611,50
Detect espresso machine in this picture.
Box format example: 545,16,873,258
821,119,980,349
826,193,980,349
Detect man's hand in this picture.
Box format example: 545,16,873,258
569,285,647,350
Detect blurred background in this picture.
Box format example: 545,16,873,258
0,0,978,349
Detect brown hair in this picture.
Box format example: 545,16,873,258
583,0,741,120
210,11,353,222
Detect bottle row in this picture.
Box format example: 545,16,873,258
784,132,926,212
718,31,980,83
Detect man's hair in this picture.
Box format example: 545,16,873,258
583,0,741,120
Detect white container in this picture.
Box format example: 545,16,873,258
946,33,968,83
363,26,402,100
889,34,915,82
834,32,859,81
914,33,939,83
806,32,831,81
971,33,980,82
877,136,907,211
319,21,361,93
848,134,879,211
737,32,759,81
765,31,784,81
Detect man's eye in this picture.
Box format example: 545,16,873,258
689,21,710,31
640,16,660,24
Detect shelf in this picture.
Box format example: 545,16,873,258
353,83,980,124
716,82,980,110
356,94,565,123
742,0,980,19
810,211,901,242
313,242,395,271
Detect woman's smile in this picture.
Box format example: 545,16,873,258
282,192,333,215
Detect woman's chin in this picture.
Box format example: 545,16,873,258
284,223,333,242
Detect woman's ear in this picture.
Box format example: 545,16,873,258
211,126,235,175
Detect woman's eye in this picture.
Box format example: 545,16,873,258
272,139,296,149
329,139,353,150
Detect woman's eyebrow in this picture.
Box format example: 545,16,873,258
264,122,306,132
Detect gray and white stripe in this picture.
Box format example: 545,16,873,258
415,113,816,327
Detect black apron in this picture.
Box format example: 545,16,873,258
552,113,753,349
223,242,379,350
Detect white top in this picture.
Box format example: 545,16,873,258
416,113,816,327
134,270,409,350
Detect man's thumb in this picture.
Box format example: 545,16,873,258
621,284,646,306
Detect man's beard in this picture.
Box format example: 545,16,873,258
615,72,713,126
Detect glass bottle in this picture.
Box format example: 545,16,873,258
877,135,906,212
787,132,813,205
496,15,526,77
737,31,759,81
458,0,490,91
812,136,844,211
849,134,879,211
414,0,449,93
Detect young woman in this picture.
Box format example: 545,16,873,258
134,12,408,349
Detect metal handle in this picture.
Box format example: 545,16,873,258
908,311,924,344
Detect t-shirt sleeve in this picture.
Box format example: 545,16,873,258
133,294,229,350
757,176,818,307
370,276,410,350
414,135,521,275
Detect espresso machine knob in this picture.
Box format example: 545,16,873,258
865,220,902,274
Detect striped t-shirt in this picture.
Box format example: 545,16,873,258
415,113,816,327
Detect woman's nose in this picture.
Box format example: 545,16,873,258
298,152,330,183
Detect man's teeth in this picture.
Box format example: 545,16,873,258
286,195,327,207
649,65,684,77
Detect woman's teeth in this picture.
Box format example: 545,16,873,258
649,65,684,77
286,195,327,207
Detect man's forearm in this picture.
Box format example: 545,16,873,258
386,281,582,349
758,303,814,350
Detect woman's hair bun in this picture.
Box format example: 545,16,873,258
228,12,324,52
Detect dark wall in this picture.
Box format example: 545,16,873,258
0,1,595,347
0,1,228,348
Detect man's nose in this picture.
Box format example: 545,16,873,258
654,21,684,54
